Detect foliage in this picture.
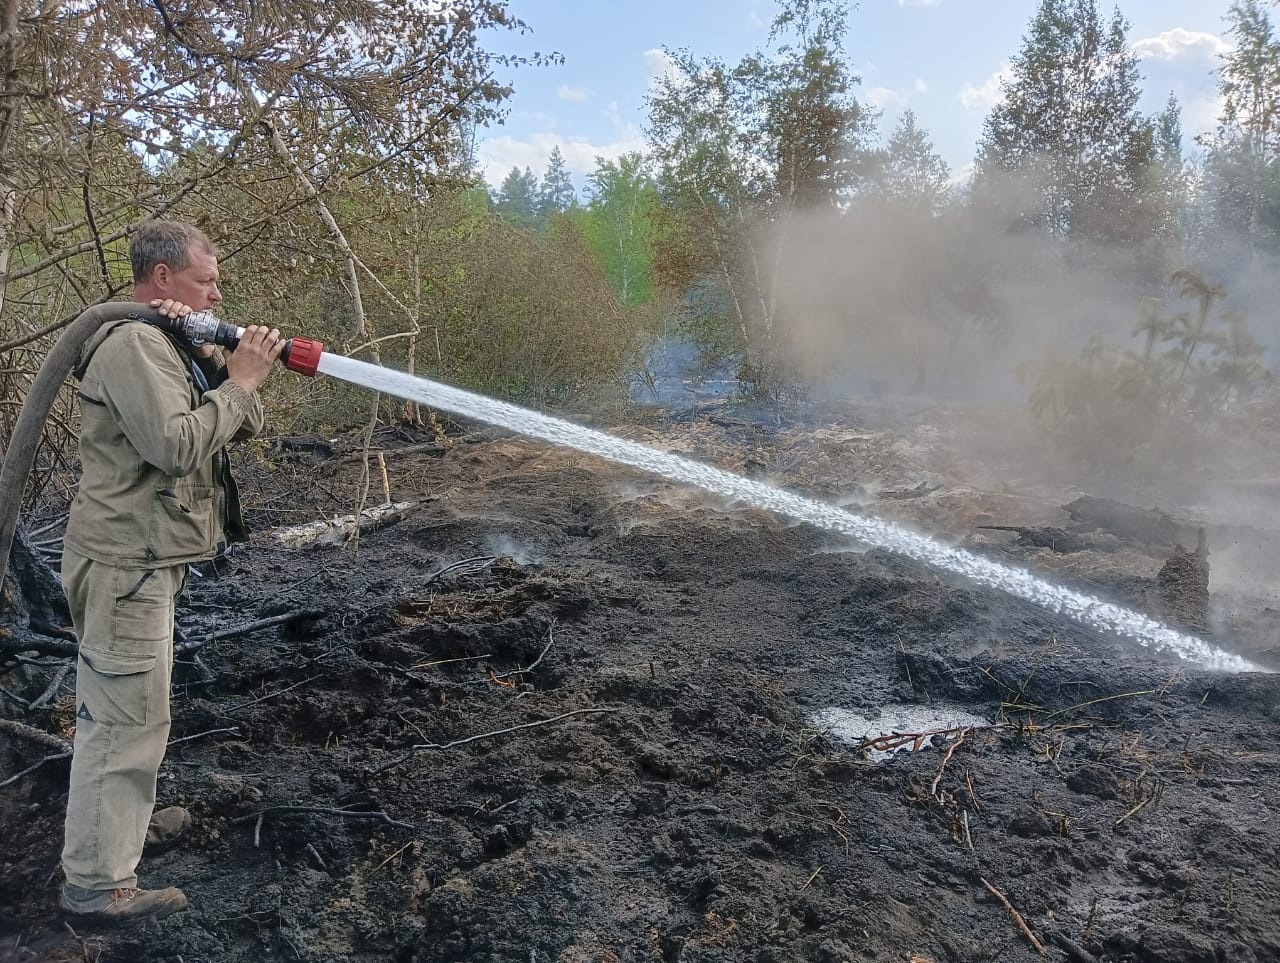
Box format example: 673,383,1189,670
1201,0,1280,256
493,165,541,227
645,0,872,397
973,0,1164,249
579,153,661,306
1028,270,1275,474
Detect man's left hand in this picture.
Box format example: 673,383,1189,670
150,298,216,358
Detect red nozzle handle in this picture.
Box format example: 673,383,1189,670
281,337,324,377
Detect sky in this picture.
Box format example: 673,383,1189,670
475,0,1235,193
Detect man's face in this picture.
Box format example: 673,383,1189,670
159,246,222,311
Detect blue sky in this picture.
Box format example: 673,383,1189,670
476,0,1234,191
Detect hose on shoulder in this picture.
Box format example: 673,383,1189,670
0,302,168,598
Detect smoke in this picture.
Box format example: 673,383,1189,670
483,534,542,566
754,172,1280,619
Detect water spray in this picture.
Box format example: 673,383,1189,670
0,303,1268,674
308,353,1268,675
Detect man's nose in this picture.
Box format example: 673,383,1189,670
209,284,223,306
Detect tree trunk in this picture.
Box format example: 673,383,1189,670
0,0,26,322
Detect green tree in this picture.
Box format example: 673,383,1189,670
493,165,541,227
864,109,951,213
581,152,660,305
1202,0,1280,255
974,0,1154,243
538,145,577,219
646,0,870,393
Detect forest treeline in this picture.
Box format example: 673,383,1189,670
1,0,1278,494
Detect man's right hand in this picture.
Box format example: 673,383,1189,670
225,325,285,392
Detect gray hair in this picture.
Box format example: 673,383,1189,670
130,221,217,282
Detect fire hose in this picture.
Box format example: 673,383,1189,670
0,302,325,594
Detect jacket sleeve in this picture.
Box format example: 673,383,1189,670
230,387,265,442
88,326,260,477
195,347,264,442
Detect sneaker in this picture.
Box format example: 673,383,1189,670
145,806,192,850
60,883,189,923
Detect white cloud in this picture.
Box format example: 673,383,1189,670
1132,28,1231,64
478,128,647,189
1133,29,1231,142
959,63,1010,111
556,85,590,103
948,162,976,191
914,78,930,95
864,86,909,110
643,47,682,87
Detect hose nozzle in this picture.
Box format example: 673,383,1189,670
144,310,325,378
280,337,324,377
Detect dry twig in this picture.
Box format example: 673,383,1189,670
0,750,72,789
980,877,1046,956
26,661,74,712
175,610,323,654
234,805,415,831
930,727,969,802
494,622,558,681
374,707,617,774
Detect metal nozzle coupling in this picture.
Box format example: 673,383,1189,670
168,310,244,349
149,311,325,378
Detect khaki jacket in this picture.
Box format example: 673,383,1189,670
63,317,264,569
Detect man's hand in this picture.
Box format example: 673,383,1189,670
225,325,284,393
148,297,215,358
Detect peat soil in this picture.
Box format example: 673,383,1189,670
2,406,1280,963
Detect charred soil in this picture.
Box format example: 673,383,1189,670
3,409,1280,963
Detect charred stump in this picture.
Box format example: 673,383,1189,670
1,530,76,662
1152,531,1210,634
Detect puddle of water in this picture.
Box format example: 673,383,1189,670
813,704,992,762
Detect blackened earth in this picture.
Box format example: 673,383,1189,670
3,411,1279,963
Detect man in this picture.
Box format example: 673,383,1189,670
59,221,283,923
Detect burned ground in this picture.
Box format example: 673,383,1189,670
2,408,1280,963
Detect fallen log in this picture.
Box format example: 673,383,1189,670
271,500,424,549
978,525,1092,553
1062,495,1200,547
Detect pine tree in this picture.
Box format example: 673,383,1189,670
539,146,577,219
493,166,541,227
866,110,951,213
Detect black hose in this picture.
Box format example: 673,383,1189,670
0,302,168,601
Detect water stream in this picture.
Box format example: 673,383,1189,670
316,353,1265,673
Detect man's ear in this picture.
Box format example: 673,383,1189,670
152,263,171,289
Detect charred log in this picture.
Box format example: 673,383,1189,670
1062,496,1201,547
978,525,1092,553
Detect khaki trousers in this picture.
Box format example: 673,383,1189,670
60,547,184,891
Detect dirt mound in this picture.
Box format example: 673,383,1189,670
3,421,1280,962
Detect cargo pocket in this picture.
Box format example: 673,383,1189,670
77,648,158,727
152,484,218,559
